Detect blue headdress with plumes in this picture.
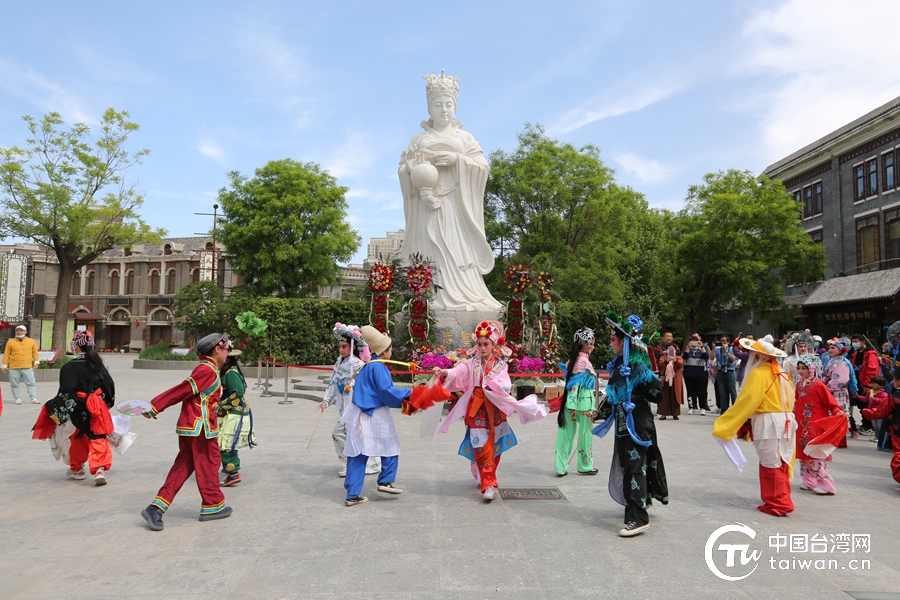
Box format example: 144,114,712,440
591,311,659,447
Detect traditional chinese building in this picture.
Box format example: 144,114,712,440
762,94,900,340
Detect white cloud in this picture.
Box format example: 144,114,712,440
739,0,900,160
324,132,379,179
197,139,225,162
0,58,93,124
612,151,676,185
548,79,685,135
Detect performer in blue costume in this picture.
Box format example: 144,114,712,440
592,312,669,537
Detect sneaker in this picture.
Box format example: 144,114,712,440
345,495,368,506
870,437,880,443
141,505,164,531
851,430,859,439
859,428,874,436
377,482,403,494
688,409,694,415
221,472,241,487
483,486,497,502
365,465,381,475
619,521,650,537
66,468,86,480
814,488,833,495
338,466,347,477
30,398,40,404
700,409,706,416
799,484,813,491
94,468,107,486
14,399,21,405
578,468,599,476
199,506,233,522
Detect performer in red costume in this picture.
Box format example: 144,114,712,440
140,333,232,531
793,359,846,495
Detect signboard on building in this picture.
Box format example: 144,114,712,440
199,250,214,281
0,254,28,321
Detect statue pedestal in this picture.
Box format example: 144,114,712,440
430,308,504,351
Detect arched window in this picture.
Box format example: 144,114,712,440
86,271,95,296
166,269,176,295
150,269,160,295
205,242,214,251
191,268,200,284
110,270,119,295
125,270,135,295
163,244,172,256
124,247,132,257
71,272,81,296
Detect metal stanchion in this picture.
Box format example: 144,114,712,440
253,356,262,390
260,357,274,397
278,363,293,404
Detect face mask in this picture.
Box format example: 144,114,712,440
15,334,24,339
851,342,860,350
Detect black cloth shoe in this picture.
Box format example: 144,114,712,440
618,521,650,537
556,472,568,477
578,468,599,475
345,495,368,506
199,506,233,522
141,505,164,531
221,472,241,487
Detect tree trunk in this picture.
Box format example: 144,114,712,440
52,263,77,351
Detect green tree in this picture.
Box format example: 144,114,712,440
217,159,360,297
656,169,824,339
0,109,165,351
172,281,226,345
485,124,649,306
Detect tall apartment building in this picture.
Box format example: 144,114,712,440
365,229,405,265
762,95,900,341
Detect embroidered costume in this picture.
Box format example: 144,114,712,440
555,327,598,476
655,342,683,418
320,323,380,476
218,349,256,486
141,333,232,530
592,312,668,536
793,364,846,495
32,330,115,485
439,320,547,501
713,335,796,517
862,387,900,484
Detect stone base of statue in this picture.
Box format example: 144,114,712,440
395,308,504,353
432,309,505,351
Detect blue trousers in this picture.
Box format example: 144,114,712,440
716,371,737,413
344,454,397,499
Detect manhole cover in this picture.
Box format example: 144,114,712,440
498,487,567,501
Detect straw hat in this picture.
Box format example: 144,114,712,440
738,334,787,358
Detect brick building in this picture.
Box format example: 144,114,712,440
762,95,900,341
0,237,235,351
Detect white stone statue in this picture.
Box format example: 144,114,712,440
398,71,502,312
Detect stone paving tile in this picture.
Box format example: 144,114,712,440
1,359,899,598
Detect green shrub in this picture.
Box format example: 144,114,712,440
228,297,368,366
139,343,198,361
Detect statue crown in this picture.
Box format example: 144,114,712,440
424,69,460,102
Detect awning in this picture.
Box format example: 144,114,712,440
803,268,900,307
71,312,104,320
146,321,173,326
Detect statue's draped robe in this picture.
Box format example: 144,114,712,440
398,122,501,311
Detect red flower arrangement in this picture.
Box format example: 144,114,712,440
404,254,434,351
504,264,533,297
368,262,395,334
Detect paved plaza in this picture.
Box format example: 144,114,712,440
1,355,899,599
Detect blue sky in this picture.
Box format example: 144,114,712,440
3,1,900,264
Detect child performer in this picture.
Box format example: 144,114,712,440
793,359,846,495
218,344,257,486
861,369,900,484
341,326,447,506
140,333,232,531
434,320,547,502
318,323,380,477
554,327,599,476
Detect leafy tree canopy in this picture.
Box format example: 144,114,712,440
217,159,360,298
655,169,824,339
0,109,165,350
172,281,226,345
